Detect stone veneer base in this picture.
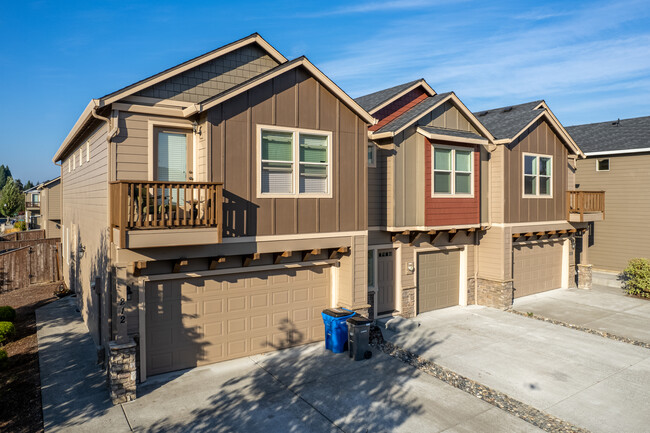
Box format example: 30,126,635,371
577,264,592,289
108,339,137,404
401,287,416,318
468,278,514,309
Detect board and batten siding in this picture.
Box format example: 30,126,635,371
576,153,650,271
417,101,480,134
208,67,368,237
61,122,110,346
392,129,425,228
503,119,568,223
368,145,390,228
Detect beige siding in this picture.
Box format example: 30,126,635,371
503,120,568,223
490,146,505,223
61,122,110,346
477,225,512,280
417,101,479,134
135,45,279,103
576,153,650,271
392,128,425,227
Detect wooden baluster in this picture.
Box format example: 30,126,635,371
175,184,180,227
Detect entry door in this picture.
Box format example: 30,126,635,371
155,128,193,182
376,249,395,314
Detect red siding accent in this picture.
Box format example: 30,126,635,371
424,138,480,226
369,88,428,131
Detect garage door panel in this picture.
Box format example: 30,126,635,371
513,241,562,298
418,250,460,314
146,265,331,376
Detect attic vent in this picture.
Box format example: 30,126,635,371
503,107,513,113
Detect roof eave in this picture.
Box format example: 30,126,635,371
52,99,98,163
416,127,488,145
584,147,650,157
368,79,436,114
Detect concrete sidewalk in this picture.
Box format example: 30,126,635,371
514,285,650,343
37,296,541,432
380,305,650,433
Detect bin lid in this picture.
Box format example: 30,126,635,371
346,316,372,326
322,308,355,318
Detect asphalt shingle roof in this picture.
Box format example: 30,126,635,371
354,79,423,112
566,116,650,154
375,93,452,134
418,126,485,141
473,100,544,140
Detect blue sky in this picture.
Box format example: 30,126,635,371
1,0,649,183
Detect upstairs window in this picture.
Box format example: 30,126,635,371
524,153,552,197
259,127,331,197
432,145,473,196
368,142,376,168
596,159,609,171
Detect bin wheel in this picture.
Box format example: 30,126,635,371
364,350,372,360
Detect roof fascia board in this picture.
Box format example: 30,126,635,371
52,99,97,162
368,79,436,114
195,58,377,124
416,127,488,145
113,102,185,118
536,102,585,158
122,95,192,108
102,34,287,106
584,148,650,157
447,93,496,142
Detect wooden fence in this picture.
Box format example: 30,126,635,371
0,239,61,293
0,230,46,242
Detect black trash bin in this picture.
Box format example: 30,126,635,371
346,316,372,361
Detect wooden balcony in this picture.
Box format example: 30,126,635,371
25,201,40,209
110,181,223,248
567,190,605,222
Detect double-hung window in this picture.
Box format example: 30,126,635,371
523,153,552,197
432,145,473,196
260,127,331,197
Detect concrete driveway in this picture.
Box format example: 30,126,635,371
381,305,650,433
514,284,650,343
38,297,540,432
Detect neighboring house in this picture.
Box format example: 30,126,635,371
473,100,602,303
357,79,495,319
24,177,62,238
567,116,650,272
52,34,374,396
24,186,41,229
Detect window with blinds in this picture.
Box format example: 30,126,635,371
260,128,330,196
158,132,187,182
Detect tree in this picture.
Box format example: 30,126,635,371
0,178,23,217
23,180,34,190
0,165,11,191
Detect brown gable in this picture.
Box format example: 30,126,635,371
135,44,280,103
370,87,428,131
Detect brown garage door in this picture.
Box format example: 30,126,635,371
417,250,460,313
146,266,330,376
513,241,562,298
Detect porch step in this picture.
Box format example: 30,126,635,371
376,316,420,334
592,270,623,288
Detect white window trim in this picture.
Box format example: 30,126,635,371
596,158,610,172
368,142,376,168
147,120,195,182
72,153,76,170
86,142,90,162
522,152,553,199
256,124,333,199
431,143,474,198
79,148,83,166
68,159,71,173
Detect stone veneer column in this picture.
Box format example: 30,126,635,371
475,278,514,309
577,264,592,289
108,339,137,404
401,287,416,318
367,291,376,320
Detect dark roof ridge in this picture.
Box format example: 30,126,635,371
474,99,544,115
567,114,650,128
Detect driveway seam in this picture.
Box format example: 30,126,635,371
371,337,589,433
250,357,347,433
507,309,650,350
120,404,134,432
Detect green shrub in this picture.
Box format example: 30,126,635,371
13,221,26,231
622,258,650,298
0,321,15,345
0,349,7,370
0,306,16,322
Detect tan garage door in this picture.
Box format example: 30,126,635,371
417,250,460,313
146,266,330,376
513,241,562,298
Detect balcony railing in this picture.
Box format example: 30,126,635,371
25,201,40,209
567,190,605,222
109,181,223,247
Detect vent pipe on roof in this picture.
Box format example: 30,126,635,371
613,118,620,126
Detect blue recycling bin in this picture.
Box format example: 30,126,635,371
321,308,356,353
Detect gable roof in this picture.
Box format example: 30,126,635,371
473,100,544,140
354,79,435,113
475,100,584,157
566,116,650,156
54,35,374,162
417,126,488,144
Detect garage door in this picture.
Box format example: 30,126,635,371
513,241,562,298
417,250,460,313
146,266,330,376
